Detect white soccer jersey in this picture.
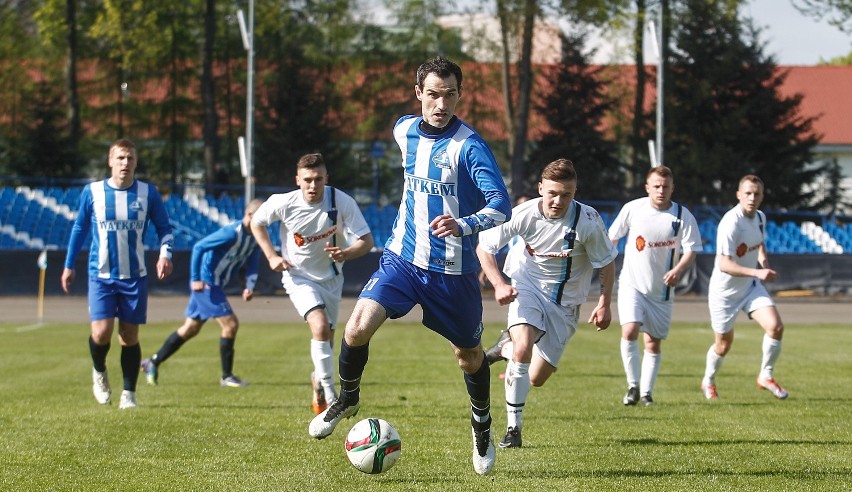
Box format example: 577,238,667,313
609,198,702,302
252,186,371,283
709,206,767,299
479,198,617,306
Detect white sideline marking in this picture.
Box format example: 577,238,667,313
0,323,47,333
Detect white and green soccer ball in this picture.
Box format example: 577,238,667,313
344,418,402,474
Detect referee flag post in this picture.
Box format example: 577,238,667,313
37,250,47,321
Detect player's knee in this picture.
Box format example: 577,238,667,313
767,322,784,339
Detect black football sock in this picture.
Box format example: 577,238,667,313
465,354,492,431
121,343,142,392
89,336,110,373
338,340,369,403
220,337,235,378
152,331,187,366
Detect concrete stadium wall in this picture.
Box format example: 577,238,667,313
1,250,850,298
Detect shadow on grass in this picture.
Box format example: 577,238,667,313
500,469,851,480
616,437,851,446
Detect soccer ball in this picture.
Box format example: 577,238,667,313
344,418,402,474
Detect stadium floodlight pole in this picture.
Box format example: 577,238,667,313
652,2,664,167
237,1,255,204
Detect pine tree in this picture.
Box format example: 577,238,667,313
528,32,623,200
664,0,820,209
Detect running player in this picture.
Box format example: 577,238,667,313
608,165,702,406
251,153,373,414
702,174,788,400
478,158,617,448
307,56,512,476
141,199,263,388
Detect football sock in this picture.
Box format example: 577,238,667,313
311,339,337,402
338,340,368,403
121,343,141,392
465,355,491,430
759,334,782,380
220,337,235,378
89,336,110,373
152,332,187,366
505,360,530,430
621,338,640,389
640,352,661,396
703,345,725,386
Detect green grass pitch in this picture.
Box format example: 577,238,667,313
1,317,849,491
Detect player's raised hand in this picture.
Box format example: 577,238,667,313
430,214,460,238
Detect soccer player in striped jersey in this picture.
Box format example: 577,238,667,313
477,158,617,449
61,138,174,410
703,175,788,401
608,165,702,407
308,56,511,476
141,199,264,388
251,153,374,415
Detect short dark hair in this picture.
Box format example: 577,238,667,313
647,165,673,181
296,153,326,171
416,56,463,92
540,158,577,183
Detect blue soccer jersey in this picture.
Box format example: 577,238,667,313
386,115,511,275
64,179,174,279
190,221,261,291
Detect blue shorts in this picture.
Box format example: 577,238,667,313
359,250,484,349
185,284,234,321
88,277,148,324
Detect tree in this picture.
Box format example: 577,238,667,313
8,81,82,179
792,0,852,33
811,157,850,214
664,0,821,209
528,31,623,200
201,0,219,193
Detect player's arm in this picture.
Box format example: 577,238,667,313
476,243,516,306
325,232,374,263
146,190,173,280
242,246,262,301
718,253,777,282
250,212,290,272
588,260,614,331
607,206,629,243
189,229,229,290
62,187,93,293
663,250,697,287
442,142,511,238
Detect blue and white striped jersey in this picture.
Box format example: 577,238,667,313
64,179,174,279
386,115,511,275
190,221,261,291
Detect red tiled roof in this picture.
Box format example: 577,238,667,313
776,66,852,146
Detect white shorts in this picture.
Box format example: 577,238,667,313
507,287,579,368
281,273,344,329
616,284,673,340
708,281,775,334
